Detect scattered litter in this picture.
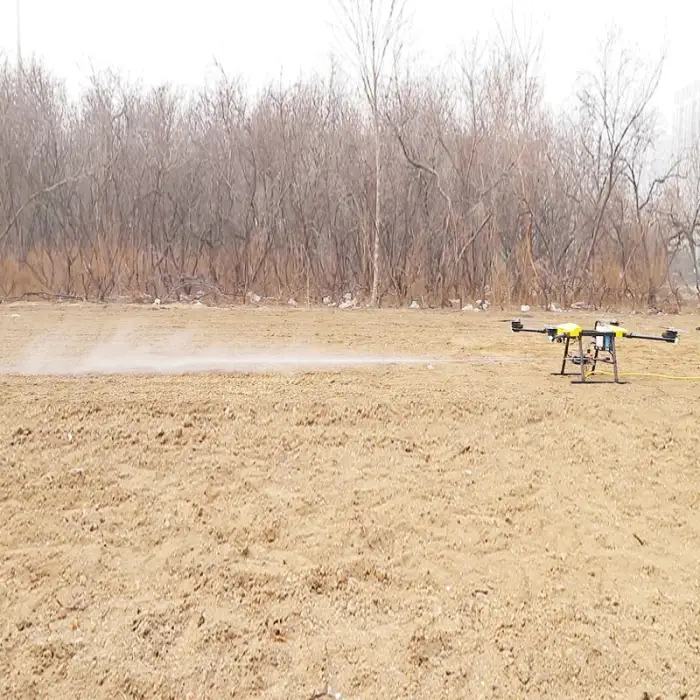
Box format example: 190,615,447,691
409,300,420,309
520,304,530,312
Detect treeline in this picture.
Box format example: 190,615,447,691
0,30,697,308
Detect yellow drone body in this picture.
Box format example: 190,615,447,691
549,322,582,339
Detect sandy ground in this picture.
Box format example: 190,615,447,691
1,302,700,700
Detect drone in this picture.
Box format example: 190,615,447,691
510,318,680,384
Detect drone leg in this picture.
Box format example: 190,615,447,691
560,336,570,375
611,336,620,383
592,346,600,374
578,336,586,383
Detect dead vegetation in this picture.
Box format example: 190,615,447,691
0,18,698,309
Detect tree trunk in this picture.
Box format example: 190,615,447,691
370,112,381,307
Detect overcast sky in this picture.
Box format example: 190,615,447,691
0,0,695,134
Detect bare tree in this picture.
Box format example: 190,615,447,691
666,138,700,297
569,28,664,302
331,0,410,306
0,25,688,311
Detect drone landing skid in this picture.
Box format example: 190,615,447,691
549,337,580,377
554,334,626,384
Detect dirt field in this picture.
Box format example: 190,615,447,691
1,302,699,700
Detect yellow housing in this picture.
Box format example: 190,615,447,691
553,323,582,337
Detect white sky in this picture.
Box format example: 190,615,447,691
0,0,695,135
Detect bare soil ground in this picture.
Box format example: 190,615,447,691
1,302,700,700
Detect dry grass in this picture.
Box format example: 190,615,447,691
1,302,699,699
0,236,685,309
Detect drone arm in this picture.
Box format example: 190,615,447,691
510,320,549,334
625,331,680,344
512,327,549,334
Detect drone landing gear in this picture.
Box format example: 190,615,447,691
556,335,627,384
550,336,578,377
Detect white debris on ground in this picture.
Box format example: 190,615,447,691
520,304,531,312
339,294,357,309
409,300,420,309
461,299,490,312
287,298,298,307
449,298,461,309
